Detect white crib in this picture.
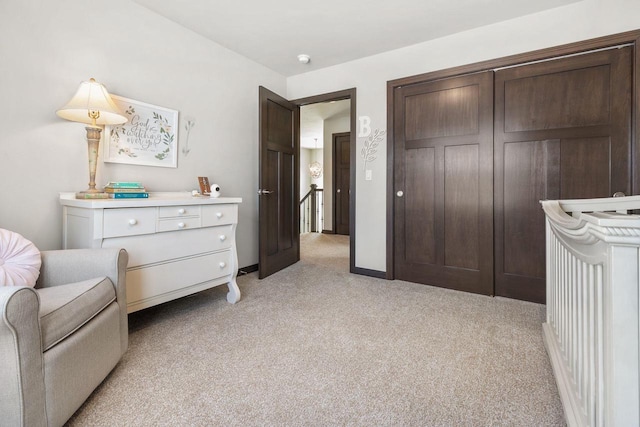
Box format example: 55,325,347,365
541,195,640,427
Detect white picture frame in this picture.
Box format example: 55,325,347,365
104,95,179,168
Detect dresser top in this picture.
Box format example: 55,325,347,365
59,192,242,208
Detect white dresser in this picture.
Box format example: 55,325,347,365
59,192,242,313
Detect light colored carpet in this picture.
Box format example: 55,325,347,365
67,233,565,426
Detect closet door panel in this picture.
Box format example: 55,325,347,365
503,65,611,132
405,85,479,139
560,137,611,199
404,147,437,265
503,140,559,279
394,71,493,295
495,46,632,303
444,144,479,270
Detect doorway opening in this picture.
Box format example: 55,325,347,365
294,89,356,272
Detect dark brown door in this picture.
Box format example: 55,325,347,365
333,132,350,235
258,86,300,279
393,71,494,295
494,47,632,303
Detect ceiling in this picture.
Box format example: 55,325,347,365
300,100,350,149
134,0,579,76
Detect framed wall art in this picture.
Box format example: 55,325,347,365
104,95,179,168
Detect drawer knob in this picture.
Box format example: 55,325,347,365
219,262,226,268
128,219,138,226
216,212,223,219
178,208,186,215
219,235,226,241
177,222,186,229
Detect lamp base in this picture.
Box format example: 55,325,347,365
84,126,103,193
76,191,109,199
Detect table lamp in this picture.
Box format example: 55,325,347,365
57,78,127,198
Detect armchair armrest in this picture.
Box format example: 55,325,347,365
36,248,129,353
0,286,47,426
36,248,128,290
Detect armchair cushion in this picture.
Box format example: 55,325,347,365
37,276,116,351
0,228,41,287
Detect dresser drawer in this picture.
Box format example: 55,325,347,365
126,250,233,305
103,208,156,238
158,205,201,219
202,204,238,226
157,216,202,232
102,227,227,267
209,224,234,251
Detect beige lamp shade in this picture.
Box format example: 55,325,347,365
56,78,127,126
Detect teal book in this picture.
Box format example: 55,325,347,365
108,192,149,199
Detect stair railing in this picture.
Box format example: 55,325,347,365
300,184,323,233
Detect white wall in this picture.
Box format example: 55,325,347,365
322,114,351,232
300,148,312,198
300,148,323,197
0,0,285,268
287,0,640,272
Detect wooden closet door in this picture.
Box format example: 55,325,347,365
393,71,494,295
494,47,632,303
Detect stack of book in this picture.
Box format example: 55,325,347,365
104,182,149,198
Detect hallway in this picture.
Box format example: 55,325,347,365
300,233,350,273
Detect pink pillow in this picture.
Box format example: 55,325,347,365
0,229,41,287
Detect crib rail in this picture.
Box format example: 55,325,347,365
541,196,640,427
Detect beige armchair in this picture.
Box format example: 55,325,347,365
0,248,128,427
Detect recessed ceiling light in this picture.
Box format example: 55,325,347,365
297,54,311,64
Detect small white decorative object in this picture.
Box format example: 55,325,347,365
210,184,221,198
361,128,386,172
182,119,195,156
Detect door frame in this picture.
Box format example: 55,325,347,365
332,131,351,235
292,88,357,273
386,29,640,280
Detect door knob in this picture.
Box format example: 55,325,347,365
257,189,273,195
337,189,341,193
397,191,404,197
613,191,626,197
